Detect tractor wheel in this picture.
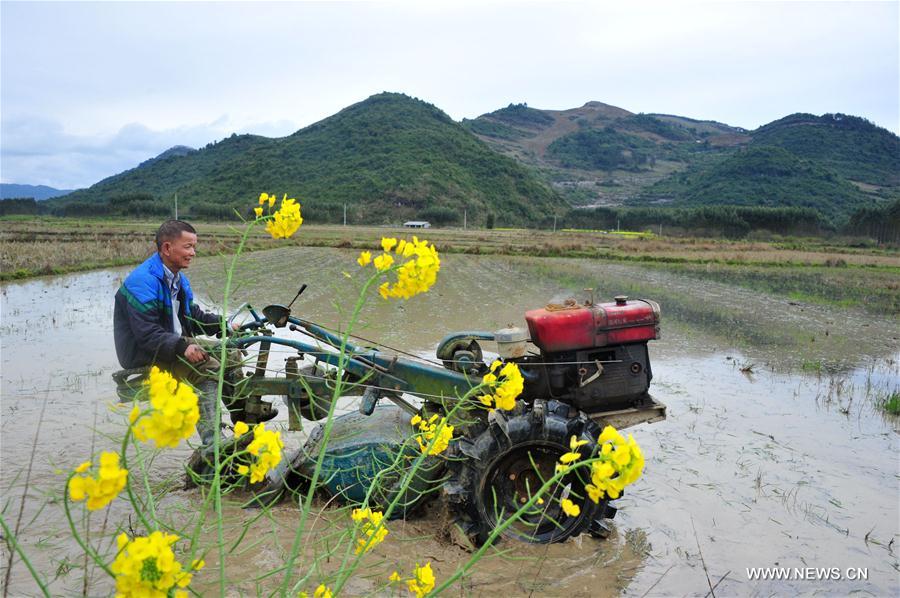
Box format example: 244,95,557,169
184,431,255,488
444,400,612,545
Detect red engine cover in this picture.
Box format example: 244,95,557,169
525,298,660,352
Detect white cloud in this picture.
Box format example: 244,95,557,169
1,0,897,188
0,115,300,188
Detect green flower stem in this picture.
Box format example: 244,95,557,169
126,423,160,527
182,457,231,580
280,267,384,595
0,513,51,597
330,393,477,596
182,441,251,558
61,475,114,579
179,216,277,588
327,446,410,595
120,422,154,534
211,216,257,596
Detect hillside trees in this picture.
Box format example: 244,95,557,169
548,128,654,171
637,146,872,221
49,93,563,227
751,113,900,185
844,199,900,244
0,198,43,216
561,205,828,238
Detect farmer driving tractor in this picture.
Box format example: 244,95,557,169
112,219,272,447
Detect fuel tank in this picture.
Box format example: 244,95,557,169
525,297,660,353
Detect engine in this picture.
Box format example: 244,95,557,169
518,296,660,412
437,296,660,413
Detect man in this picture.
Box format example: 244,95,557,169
113,219,241,446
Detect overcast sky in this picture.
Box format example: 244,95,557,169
2,0,897,190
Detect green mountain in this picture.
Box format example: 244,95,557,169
463,102,752,206
546,127,657,170
632,146,874,221
49,94,899,230
54,93,565,226
464,103,898,224
749,113,900,186
136,145,198,169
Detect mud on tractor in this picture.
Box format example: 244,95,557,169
114,289,665,545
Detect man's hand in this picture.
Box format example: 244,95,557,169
231,321,241,332
184,343,208,364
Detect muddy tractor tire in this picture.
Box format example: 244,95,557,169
444,400,612,545
184,431,256,488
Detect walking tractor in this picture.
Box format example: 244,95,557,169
115,288,666,546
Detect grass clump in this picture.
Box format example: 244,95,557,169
879,392,900,416
801,359,825,374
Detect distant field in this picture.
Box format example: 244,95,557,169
2,217,898,314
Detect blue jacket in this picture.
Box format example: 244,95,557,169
113,252,222,369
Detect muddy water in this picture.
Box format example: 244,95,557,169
2,247,898,596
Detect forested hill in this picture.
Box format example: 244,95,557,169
631,146,873,221
750,113,900,186
465,103,899,224
52,93,565,226
43,94,899,229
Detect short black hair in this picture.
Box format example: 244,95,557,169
155,220,197,251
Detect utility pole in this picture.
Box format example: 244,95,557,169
553,215,557,233
617,218,620,232
174,193,178,219
343,204,347,226
464,209,467,230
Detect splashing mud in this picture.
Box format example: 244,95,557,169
2,248,897,596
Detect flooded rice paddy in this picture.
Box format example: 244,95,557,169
2,246,898,596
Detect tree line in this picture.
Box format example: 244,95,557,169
4,196,898,244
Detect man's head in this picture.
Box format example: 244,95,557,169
156,220,197,273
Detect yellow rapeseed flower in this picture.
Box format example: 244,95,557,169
233,421,249,437
133,367,200,449
599,425,626,446
240,423,284,484
411,413,453,455
254,207,263,218
558,451,581,464
110,531,194,597
373,252,394,272
357,251,372,266
360,236,441,300
264,196,303,239
298,585,333,598
406,562,435,598
351,507,389,554
582,426,645,503
478,360,524,412
560,498,581,517
68,451,128,511
559,434,589,466
570,435,589,450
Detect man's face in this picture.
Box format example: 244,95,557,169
161,231,197,273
